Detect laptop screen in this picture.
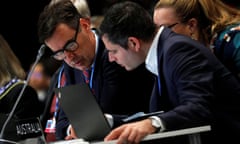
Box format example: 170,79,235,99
56,83,111,142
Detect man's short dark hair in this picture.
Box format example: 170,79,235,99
38,0,83,43
99,1,156,49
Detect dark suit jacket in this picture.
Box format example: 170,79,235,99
150,27,240,142
42,35,155,140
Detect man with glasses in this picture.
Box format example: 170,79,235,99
37,0,154,141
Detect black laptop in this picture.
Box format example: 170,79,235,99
55,83,111,142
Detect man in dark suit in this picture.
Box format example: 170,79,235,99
99,1,240,144
37,0,154,141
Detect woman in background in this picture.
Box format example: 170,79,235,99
153,0,240,80
0,34,41,142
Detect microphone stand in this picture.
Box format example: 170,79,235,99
0,44,46,143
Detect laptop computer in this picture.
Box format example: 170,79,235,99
55,83,111,142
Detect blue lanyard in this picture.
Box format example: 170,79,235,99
89,29,99,89
53,65,65,118
0,78,21,96
57,65,65,88
157,77,161,94
89,66,94,89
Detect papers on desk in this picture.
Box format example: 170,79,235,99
49,139,89,144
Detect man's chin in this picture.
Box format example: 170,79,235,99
71,65,84,71
125,64,140,71
119,64,128,70
124,66,134,71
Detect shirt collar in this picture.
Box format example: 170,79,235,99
90,30,98,69
145,26,164,76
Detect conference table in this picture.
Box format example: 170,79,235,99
51,125,211,144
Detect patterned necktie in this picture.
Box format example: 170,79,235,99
60,72,66,86
83,69,90,84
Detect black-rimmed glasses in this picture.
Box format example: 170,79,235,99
52,22,80,60
167,23,178,28
159,23,179,29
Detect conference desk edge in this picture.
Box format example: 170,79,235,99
49,125,211,144
91,125,211,144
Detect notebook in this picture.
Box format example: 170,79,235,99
55,83,111,142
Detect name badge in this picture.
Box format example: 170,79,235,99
44,118,56,133
16,117,43,139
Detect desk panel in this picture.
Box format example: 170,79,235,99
49,125,211,144
91,125,211,144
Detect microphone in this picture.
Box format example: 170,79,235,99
0,44,46,142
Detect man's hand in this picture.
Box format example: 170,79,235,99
104,119,156,144
65,125,78,140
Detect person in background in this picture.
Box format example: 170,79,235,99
38,0,154,142
69,0,91,19
153,0,240,81
99,1,240,144
0,34,42,142
29,57,62,111
69,0,104,30
90,15,104,30
50,0,91,18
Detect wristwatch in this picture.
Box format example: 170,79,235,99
149,116,161,133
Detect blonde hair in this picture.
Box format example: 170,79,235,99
50,0,91,18
155,0,211,45
90,15,104,29
0,34,26,86
70,0,91,18
198,0,240,34
155,0,240,44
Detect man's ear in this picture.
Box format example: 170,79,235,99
128,37,140,52
80,18,91,30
